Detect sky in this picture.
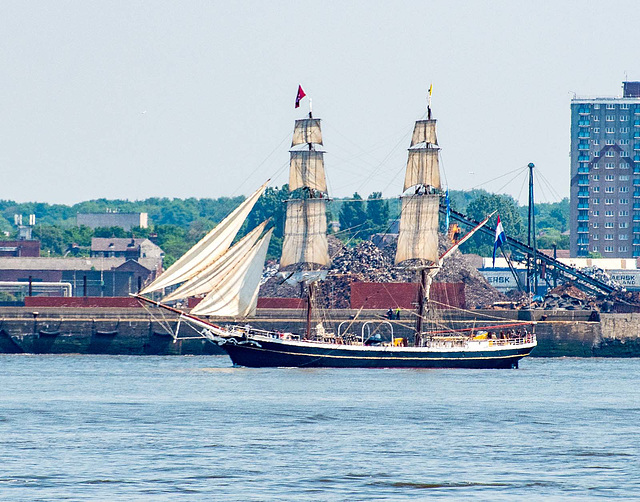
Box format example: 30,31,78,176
0,1,638,205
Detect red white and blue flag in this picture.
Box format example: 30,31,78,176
492,215,507,267
295,85,306,108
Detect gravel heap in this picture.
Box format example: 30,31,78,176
259,234,504,309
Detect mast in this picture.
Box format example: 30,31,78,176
280,103,330,339
395,95,442,345
527,162,537,297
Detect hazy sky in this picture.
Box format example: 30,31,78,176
0,1,638,205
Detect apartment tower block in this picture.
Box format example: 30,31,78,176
570,82,640,257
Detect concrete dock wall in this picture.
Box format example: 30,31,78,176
0,307,639,357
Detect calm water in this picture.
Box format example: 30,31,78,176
1,356,639,501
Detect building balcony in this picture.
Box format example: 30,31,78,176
636,108,640,115
577,216,589,222
635,132,640,139
578,120,591,127
634,240,640,245
577,203,589,209
635,120,640,127
578,191,589,198
577,238,589,245
577,167,589,174
578,132,590,139
634,215,640,221
577,179,589,186
635,144,640,151
634,191,640,198
634,179,640,186
634,203,640,210
634,227,640,233
578,109,590,115
578,155,590,161
634,155,640,162
578,144,590,150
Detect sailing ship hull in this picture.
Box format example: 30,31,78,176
219,337,535,369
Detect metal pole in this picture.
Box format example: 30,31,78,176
528,163,538,296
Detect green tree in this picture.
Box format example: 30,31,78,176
366,192,390,233
463,193,524,256
339,193,367,240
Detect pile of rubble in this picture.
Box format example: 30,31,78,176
259,234,504,309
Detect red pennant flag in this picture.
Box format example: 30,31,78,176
295,85,306,108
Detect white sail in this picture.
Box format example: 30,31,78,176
289,151,327,193
403,149,441,192
410,119,438,147
395,195,440,264
161,221,268,302
280,198,330,268
190,229,273,317
291,118,323,147
140,182,268,294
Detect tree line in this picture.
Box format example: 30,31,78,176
1,188,569,265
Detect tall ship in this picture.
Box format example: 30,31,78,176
137,92,536,368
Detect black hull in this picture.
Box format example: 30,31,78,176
220,338,533,369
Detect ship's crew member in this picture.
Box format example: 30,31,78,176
386,308,393,319
395,308,401,320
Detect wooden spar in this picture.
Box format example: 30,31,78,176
306,282,313,339
415,269,426,345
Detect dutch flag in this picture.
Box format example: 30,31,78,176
492,215,506,267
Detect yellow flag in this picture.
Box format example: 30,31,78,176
428,83,433,96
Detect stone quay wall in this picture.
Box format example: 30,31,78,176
0,307,638,357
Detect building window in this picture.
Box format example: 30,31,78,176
592,186,600,192
619,246,628,252
605,222,614,228
619,210,629,216
605,246,614,252
621,163,630,169
620,222,629,228
592,234,599,240
620,199,629,204
606,151,615,157
621,139,629,145
605,198,615,204
594,127,600,133
606,104,615,110
593,174,600,181
605,210,614,216
605,234,614,240
620,234,629,240
594,104,601,110
593,162,599,168
592,210,599,216
621,151,629,157
606,115,615,121
592,222,599,228
621,127,629,133
621,104,630,110
605,127,615,132
593,198,600,205
605,187,614,193
594,116,600,122
606,139,616,145
593,139,600,146
620,187,629,193
621,115,629,121
620,175,630,181
605,174,615,181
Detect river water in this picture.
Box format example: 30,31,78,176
1,355,639,501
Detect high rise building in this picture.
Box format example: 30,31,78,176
570,82,640,257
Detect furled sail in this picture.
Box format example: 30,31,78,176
410,119,438,147
280,198,330,268
403,149,441,192
291,118,323,147
161,221,268,302
140,182,268,294
190,229,273,317
395,195,440,264
289,151,327,193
